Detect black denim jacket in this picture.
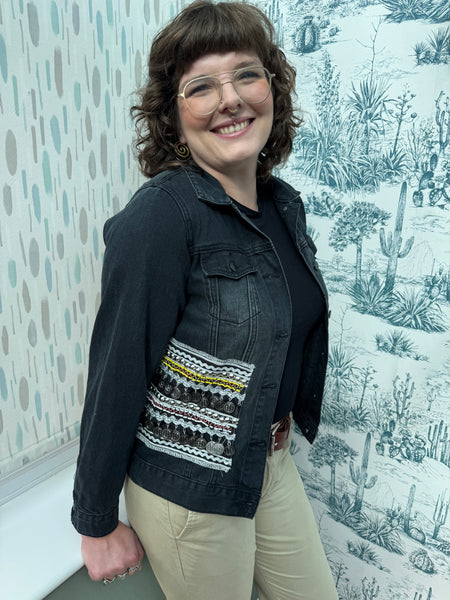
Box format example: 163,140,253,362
71,166,329,537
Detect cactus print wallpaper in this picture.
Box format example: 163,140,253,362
1,0,449,598
259,0,449,598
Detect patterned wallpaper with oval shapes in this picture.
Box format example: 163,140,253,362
0,0,175,477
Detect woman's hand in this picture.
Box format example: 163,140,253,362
81,521,145,582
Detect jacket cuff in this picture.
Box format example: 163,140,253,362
71,505,119,538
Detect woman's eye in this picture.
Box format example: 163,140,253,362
186,80,215,97
236,69,262,82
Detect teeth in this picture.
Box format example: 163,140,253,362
217,120,250,135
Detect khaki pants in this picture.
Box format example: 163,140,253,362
125,443,338,600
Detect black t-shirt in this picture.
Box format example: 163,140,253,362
234,187,325,422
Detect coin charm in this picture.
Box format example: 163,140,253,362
171,386,181,400
206,441,224,456
223,444,235,457
196,436,207,450
223,401,235,415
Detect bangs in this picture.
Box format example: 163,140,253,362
169,3,273,81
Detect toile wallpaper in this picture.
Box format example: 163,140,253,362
1,1,449,598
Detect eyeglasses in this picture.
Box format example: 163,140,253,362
177,66,275,116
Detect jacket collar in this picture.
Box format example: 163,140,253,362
183,166,299,207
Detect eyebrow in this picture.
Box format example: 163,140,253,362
180,60,262,88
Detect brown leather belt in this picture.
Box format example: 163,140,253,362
268,414,291,455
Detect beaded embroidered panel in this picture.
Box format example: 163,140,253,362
136,338,255,472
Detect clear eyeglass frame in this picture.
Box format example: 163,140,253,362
177,66,275,116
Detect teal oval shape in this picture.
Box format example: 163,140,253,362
51,1,60,34
93,227,99,259
65,308,71,339
42,151,52,194
62,191,69,226
120,150,125,183
74,81,81,111
8,260,17,287
32,184,41,222
0,34,7,83
75,342,82,364
96,11,103,51
106,0,113,25
50,115,61,154
45,258,52,292
105,90,111,127
35,390,42,420
0,368,7,400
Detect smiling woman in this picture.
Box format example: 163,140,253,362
71,2,337,599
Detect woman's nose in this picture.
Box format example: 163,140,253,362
219,80,241,112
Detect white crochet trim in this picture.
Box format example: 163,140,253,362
136,338,255,472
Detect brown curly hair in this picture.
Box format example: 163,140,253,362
131,0,301,182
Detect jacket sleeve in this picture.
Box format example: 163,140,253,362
71,185,191,537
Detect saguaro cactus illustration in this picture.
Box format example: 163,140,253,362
379,182,414,293
349,432,378,512
427,419,447,459
432,490,449,539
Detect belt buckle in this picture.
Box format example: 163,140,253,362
269,420,282,456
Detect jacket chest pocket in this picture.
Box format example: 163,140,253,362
202,251,260,325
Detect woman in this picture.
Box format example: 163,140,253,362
72,1,337,599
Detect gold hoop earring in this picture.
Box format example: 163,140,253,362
174,142,191,160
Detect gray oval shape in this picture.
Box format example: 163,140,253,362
54,47,63,97
78,290,86,314
77,372,84,405
115,68,122,96
85,107,92,142
135,50,142,88
56,232,64,258
1,326,8,355
29,238,40,277
57,353,67,382
19,376,29,411
88,150,96,180
41,298,50,339
66,147,72,179
27,2,40,46
92,66,101,107
100,132,107,176
112,195,120,214
72,2,80,35
28,319,38,347
22,280,31,312
79,208,88,244
5,130,18,175
3,184,12,215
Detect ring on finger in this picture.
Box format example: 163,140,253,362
103,576,117,585
128,562,141,574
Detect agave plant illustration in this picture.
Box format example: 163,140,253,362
347,77,392,154
387,288,447,332
299,116,349,189
428,0,450,22
381,0,428,23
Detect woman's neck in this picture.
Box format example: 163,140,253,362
213,168,259,211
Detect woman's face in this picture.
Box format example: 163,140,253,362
177,51,274,181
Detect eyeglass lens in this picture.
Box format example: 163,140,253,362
183,67,272,115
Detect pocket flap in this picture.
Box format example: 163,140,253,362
202,251,256,279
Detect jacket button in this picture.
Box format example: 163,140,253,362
313,259,319,270
328,309,331,318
